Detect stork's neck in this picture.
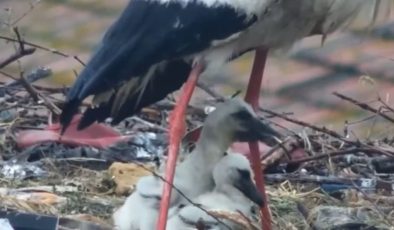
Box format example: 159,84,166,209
194,127,232,161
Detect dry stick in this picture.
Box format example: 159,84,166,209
9,27,61,115
0,47,35,69
0,34,85,66
10,0,41,26
19,72,39,101
378,96,394,114
18,73,61,115
333,92,394,123
0,70,18,81
287,147,376,164
0,28,36,69
259,108,394,157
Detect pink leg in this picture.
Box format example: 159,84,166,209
244,48,272,230
157,63,205,230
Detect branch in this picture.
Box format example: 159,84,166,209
0,28,36,69
259,108,394,157
286,147,376,164
1,28,62,115
0,47,35,69
0,33,85,66
333,92,394,123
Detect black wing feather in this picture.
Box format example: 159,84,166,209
60,0,257,130
78,59,192,129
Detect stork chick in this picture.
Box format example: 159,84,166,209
167,153,263,230
112,98,280,230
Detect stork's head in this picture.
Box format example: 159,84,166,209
213,153,263,207
202,98,280,146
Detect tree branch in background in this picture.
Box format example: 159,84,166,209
0,33,85,66
333,92,394,123
0,28,36,69
0,27,62,115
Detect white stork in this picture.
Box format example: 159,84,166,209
59,0,392,229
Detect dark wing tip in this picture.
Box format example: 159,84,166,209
59,99,81,135
77,106,110,130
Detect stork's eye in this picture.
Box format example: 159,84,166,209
232,110,253,120
237,169,251,179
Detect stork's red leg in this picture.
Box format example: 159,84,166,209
244,48,272,230
157,63,204,230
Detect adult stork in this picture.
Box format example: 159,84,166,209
60,0,391,229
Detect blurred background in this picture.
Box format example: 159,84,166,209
1,0,394,138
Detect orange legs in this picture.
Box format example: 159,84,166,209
157,63,205,230
244,48,272,230
157,47,271,230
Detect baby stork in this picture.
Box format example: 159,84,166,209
167,153,263,230
112,99,280,230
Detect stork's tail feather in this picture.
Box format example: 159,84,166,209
76,59,192,129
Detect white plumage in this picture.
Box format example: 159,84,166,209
112,99,279,230
201,0,392,70
167,153,262,230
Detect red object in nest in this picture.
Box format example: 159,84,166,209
16,115,129,149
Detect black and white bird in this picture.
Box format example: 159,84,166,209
58,1,391,229
59,0,391,131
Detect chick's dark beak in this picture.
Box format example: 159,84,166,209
234,176,264,207
253,118,282,146
235,117,281,146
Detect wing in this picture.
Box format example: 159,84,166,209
78,59,191,129
60,0,258,130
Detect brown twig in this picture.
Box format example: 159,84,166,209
0,47,35,69
0,34,85,66
333,92,394,123
0,28,36,69
10,0,41,26
259,108,394,157
19,72,39,101
4,27,62,115
286,148,376,164
377,96,394,114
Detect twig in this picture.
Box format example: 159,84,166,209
0,47,35,69
5,27,62,115
333,92,394,123
265,174,365,185
0,28,36,69
260,108,344,139
286,148,376,164
0,34,85,66
0,70,18,81
19,72,39,101
130,117,168,132
10,0,41,26
378,95,394,114
259,107,394,157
